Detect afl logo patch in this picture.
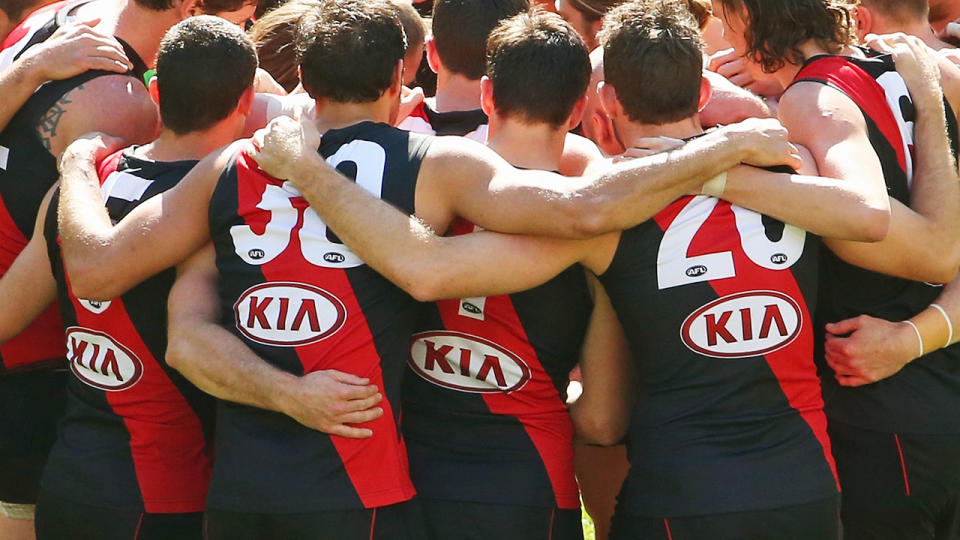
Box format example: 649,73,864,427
66,328,144,391
409,331,530,393
680,290,803,359
234,282,346,347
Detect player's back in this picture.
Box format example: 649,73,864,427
42,149,214,513
0,0,147,373
206,121,431,513
793,51,960,435
404,215,592,510
598,192,838,517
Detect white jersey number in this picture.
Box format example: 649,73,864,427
656,196,806,290
231,140,387,268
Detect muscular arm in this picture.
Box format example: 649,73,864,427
569,276,634,446
57,137,229,300
0,187,58,343
722,146,890,241
0,21,131,133
781,79,960,283
166,245,384,437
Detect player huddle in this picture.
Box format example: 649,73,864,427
0,0,959,539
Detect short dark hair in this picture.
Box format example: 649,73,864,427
249,0,318,93
486,10,590,126
0,0,42,22
391,0,426,52
432,0,529,80
567,0,626,22
599,0,703,125
717,0,858,73
155,16,257,134
859,0,929,21
684,0,711,31
296,0,406,103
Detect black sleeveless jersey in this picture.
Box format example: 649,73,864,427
0,1,148,374
599,188,837,517
403,217,592,510
207,121,431,512
398,98,488,141
793,52,960,434
42,150,214,512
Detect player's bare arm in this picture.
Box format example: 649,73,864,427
165,245,384,439
721,146,890,241
782,37,960,284
0,186,58,343
568,276,634,447
420,118,802,239
57,135,230,300
0,20,131,134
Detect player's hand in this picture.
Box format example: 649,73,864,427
249,115,324,183
613,136,685,163
397,86,425,125
708,48,784,97
19,19,132,84
824,315,919,387
724,117,802,170
254,68,287,95
59,132,126,173
865,33,942,100
281,370,384,438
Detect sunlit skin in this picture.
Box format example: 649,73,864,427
555,0,601,50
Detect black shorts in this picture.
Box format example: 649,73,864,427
34,490,202,540
829,420,960,540
609,496,841,540
0,370,67,504
420,498,583,540
204,498,428,540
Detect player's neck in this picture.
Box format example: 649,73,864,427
434,70,482,113
486,116,565,171
874,18,951,50
618,116,703,149
137,121,240,162
113,0,179,69
313,98,392,133
768,39,859,88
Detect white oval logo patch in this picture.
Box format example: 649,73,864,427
234,282,346,347
409,331,531,393
65,327,144,391
78,299,111,314
680,290,803,358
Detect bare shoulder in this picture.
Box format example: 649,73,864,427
44,74,158,156
779,81,866,141
934,53,960,118
559,133,604,176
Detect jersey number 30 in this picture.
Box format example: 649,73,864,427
657,196,806,290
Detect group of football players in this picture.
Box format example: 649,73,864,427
1,0,960,539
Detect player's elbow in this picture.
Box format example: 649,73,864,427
573,411,627,447
165,323,193,373
856,206,890,243
566,197,614,239
65,263,121,302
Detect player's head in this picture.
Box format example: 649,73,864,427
554,0,625,49
598,0,709,129
0,0,50,27
390,0,427,86
712,0,858,73
296,0,407,120
132,0,257,26
684,0,712,31
152,15,257,135
429,0,529,81
855,0,929,39
249,0,318,93
482,9,591,130
579,47,621,156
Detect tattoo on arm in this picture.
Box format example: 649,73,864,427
36,84,82,152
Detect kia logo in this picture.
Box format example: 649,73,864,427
66,327,144,391
409,331,531,393
234,282,347,347
680,290,803,358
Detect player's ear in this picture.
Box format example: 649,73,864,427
854,5,872,42
698,75,712,112
598,81,623,120
148,76,160,107
479,76,495,117
425,36,441,75
391,59,404,95
591,108,621,157
566,95,588,132
179,0,203,19
237,86,255,117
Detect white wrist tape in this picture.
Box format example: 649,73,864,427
930,303,953,348
701,171,727,198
